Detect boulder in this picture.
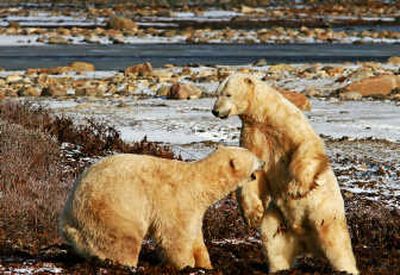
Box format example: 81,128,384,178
6,74,23,83
26,66,72,75
152,69,173,82
42,80,68,97
165,83,202,100
241,5,266,14
156,85,172,97
339,91,363,101
8,21,20,29
47,35,69,45
388,56,400,65
278,89,312,111
124,62,153,76
19,86,42,97
343,75,400,98
268,64,295,74
253,58,268,67
108,16,138,31
69,61,95,72
84,34,101,44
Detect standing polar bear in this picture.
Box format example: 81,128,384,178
60,146,264,269
212,74,358,274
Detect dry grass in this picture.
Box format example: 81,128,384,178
0,101,174,158
0,100,175,254
0,121,69,252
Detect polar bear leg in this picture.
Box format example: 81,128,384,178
313,218,359,274
193,230,212,269
237,177,265,227
260,207,298,272
105,234,143,267
161,228,196,269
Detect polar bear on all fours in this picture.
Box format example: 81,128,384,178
212,73,359,274
60,145,264,270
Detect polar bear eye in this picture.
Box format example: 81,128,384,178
226,94,232,98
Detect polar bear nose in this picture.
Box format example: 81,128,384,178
251,172,257,180
212,109,220,117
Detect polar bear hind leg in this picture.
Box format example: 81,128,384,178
260,206,299,272
313,217,359,274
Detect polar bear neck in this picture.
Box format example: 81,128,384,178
240,82,316,145
191,151,246,206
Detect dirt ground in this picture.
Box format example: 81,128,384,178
1,138,399,274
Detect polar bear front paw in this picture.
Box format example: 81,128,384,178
287,180,318,200
244,202,264,227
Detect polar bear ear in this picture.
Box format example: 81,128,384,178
217,144,226,150
229,158,238,170
244,77,254,86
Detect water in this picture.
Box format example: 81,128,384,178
1,43,399,70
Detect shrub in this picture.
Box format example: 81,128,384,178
0,101,175,254
0,121,70,252
0,101,175,158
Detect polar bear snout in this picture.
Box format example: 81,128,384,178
258,159,266,170
249,159,265,180
211,109,221,117
212,98,235,119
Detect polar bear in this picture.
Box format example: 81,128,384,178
212,73,358,274
60,146,264,270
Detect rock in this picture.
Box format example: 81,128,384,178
156,85,172,97
348,68,375,82
258,32,271,43
42,80,68,97
3,88,18,97
163,30,177,37
8,21,20,29
108,16,138,31
253,58,268,67
166,83,202,100
84,34,101,44
241,5,266,14
47,35,69,45
56,28,71,36
339,91,363,101
344,75,400,98
110,34,126,44
279,89,312,111
19,86,42,97
388,56,400,65
268,64,295,74
6,74,23,83
125,62,153,77
322,66,345,77
74,80,107,97
26,66,72,75
69,61,95,72
303,87,323,97
152,69,173,82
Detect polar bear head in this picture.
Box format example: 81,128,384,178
212,73,256,119
215,145,265,184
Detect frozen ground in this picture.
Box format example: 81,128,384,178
36,97,400,146
0,12,106,27
24,96,399,208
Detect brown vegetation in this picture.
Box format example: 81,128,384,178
0,100,175,255
0,101,399,274
0,101,174,158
